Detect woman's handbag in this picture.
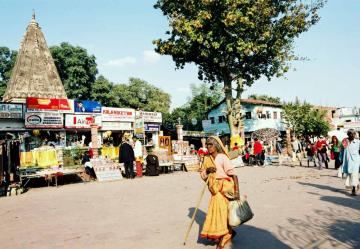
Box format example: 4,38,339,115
228,195,254,228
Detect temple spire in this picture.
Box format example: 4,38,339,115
2,12,67,102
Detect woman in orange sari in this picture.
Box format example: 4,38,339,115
200,136,237,249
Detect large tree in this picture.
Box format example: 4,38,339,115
91,75,117,107
0,47,17,98
163,83,223,131
283,99,330,136
154,0,325,135
114,77,171,113
247,94,281,104
50,42,98,100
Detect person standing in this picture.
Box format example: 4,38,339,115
291,136,303,167
199,136,238,249
316,135,328,169
119,138,135,179
276,139,283,165
340,129,360,196
330,136,341,169
134,137,143,177
253,138,263,166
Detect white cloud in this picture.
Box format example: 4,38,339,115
142,50,161,64
104,56,137,67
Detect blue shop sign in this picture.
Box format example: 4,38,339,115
74,100,101,113
145,123,160,132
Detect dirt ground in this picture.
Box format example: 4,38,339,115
0,165,359,249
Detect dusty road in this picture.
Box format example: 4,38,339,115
0,166,359,249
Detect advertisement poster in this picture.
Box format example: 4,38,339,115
25,112,64,128
101,107,135,122
26,97,73,113
145,123,160,132
65,114,102,129
0,103,23,119
134,117,144,134
74,100,101,113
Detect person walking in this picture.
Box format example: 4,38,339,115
199,136,238,249
291,136,303,167
340,129,360,196
330,136,342,169
316,135,328,169
119,138,135,179
305,142,317,167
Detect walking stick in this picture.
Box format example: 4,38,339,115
183,176,210,246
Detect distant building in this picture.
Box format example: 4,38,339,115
333,107,360,131
202,99,286,140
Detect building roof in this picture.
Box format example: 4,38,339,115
2,13,67,102
207,98,282,115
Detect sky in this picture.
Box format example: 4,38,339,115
0,0,359,109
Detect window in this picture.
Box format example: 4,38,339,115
245,112,252,119
218,116,226,123
266,111,271,119
210,117,215,124
273,111,278,119
280,112,284,119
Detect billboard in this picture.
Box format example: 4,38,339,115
25,112,64,128
26,97,73,113
101,107,135,122
65,114,102,129
0,103,23,119
74,100,101,113
136,111,162,123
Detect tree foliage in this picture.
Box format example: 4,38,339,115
114,77,171,114
0,47,17,98
50,42,98,100
154,0,325,135
283,99,330,136
247,94,281,104
163,83,223,131
91,75,117,107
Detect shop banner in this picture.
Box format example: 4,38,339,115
26,97,73,112
65,114,102,129
102,107,135,122
25,112,64,128
74,100,101,113
0,103,23,119
102,122,133,131
136,111,162,123
145,123,160,132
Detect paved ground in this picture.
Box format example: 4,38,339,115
0,164,359,249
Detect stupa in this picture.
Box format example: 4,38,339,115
2,12,67,103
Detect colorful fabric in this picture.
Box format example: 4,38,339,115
20,152,34,167
200,176,234,240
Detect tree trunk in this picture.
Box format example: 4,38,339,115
224,79,236,136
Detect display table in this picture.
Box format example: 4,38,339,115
20,168,84,187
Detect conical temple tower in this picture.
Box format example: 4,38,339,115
2,12,67,103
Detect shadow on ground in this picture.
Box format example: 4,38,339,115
298,182,351,196
188,207,290,249
278,207,360,249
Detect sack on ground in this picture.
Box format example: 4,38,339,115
228,196,254,228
